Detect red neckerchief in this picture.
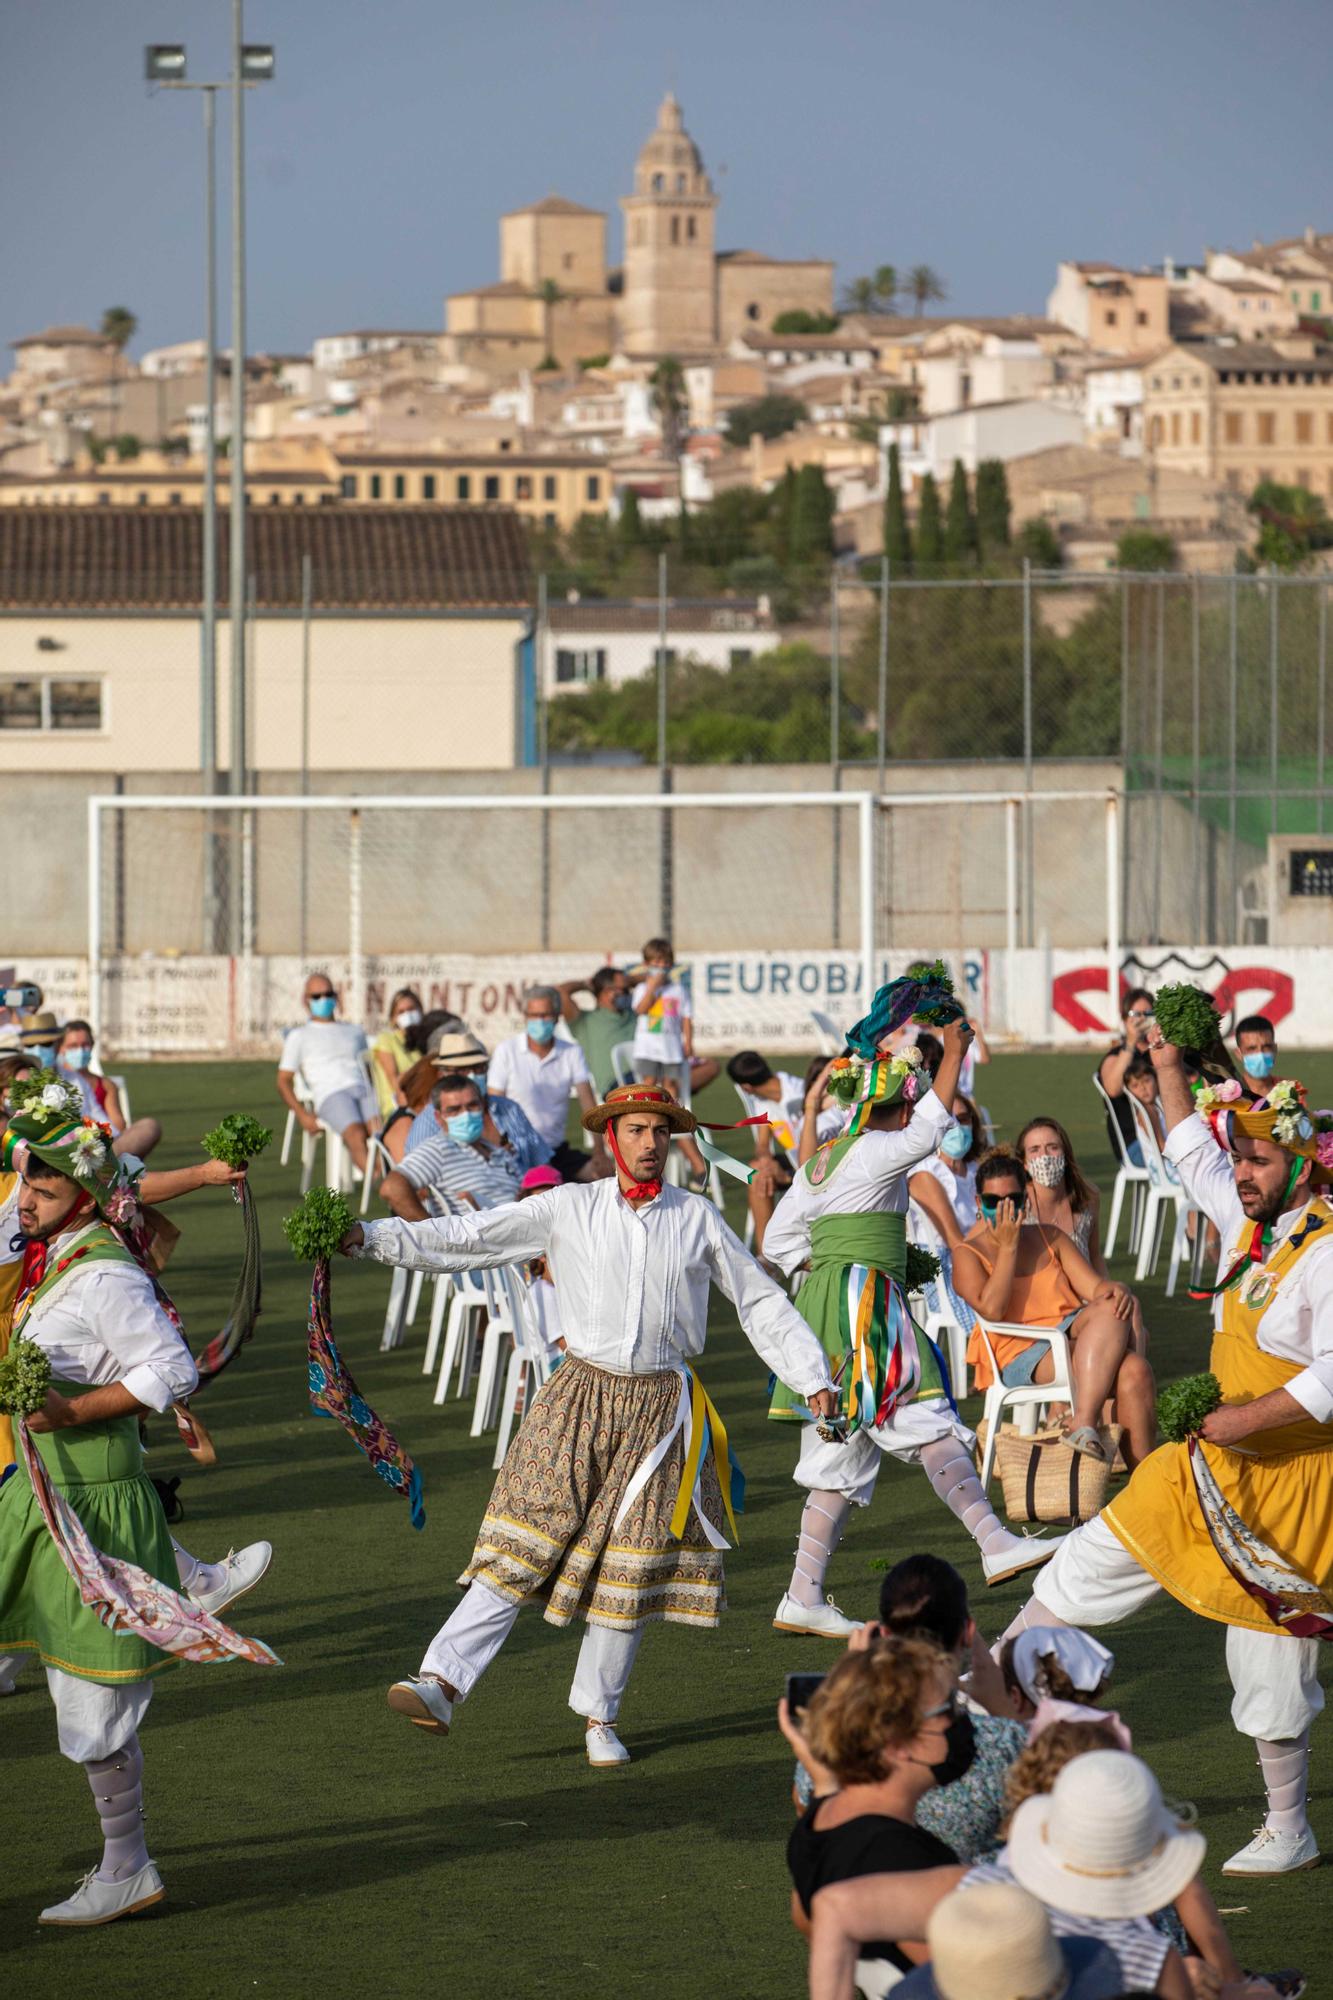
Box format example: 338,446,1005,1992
17,1191,95,1300
606,1121,662,1202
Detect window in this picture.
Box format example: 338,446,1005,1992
1136,309,1149,326
0,676,102,731
728,648,753,668
340,474,356,498
268,492,282,505
96,492,110,505
544,511,557,529
562,252,573,271
484,474,501,501
651,172,664,192
1105,309,1118,327
676,172,686,192
543,474,557,500
586,474,600,502
292,492,305,505
687,216,696,241
515,474,533,500
1169,412,1181,445
137,492,149,505
369,474,382,499
1296,411,1313,444
1224,412,1242,444
169,491,182,505
653,647,678,669
457,474,471,500
670,216,680,245
1189,411,1201,444
422,474,436,500
554,648,607,684
1148,415,1164,447
393,474,406,499
1313,291,1323,311
1257,412,1276,445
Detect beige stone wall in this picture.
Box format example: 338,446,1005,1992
716,260,836,345
501,210,606,294
1087,275,1168,354
1144,349,1333,498
619,195,717,355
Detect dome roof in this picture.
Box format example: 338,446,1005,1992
632,93,712,197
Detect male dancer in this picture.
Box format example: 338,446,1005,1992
766,1016,1054,1639
342,1083,836,1766
1006,1028,1333,1877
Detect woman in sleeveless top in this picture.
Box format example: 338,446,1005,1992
952,1149,1158,1469
1019,1116,1150,1361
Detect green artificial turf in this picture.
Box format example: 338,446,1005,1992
5,1053,1331,1996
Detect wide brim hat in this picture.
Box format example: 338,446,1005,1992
17,1011,62,1047
1196,1079,1333,1187
429,1031,489,1070
1006,1750,1205,1920
583,1083,698,1135
896,1931,1122,2000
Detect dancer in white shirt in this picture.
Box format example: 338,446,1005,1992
342,1082,836,1767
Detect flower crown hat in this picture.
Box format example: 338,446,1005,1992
1194,1075,1333,1187
829,960,964,1138
0,1073,142,1224
826,1048,927,1136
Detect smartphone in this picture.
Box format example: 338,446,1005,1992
2,986,41,1012
785,1671,826,1718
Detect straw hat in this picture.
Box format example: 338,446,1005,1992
1007,1749,1204,1919
429,1031,488,1071
582,1083,697,1135
17,1011,62,1047
896,1882,1122,2000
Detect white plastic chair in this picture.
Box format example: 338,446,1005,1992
1127,1097,1197,1295
912,1274,970,1402
1092,1071,1150,1259
611,1041,638,1088
491,1273,556,1469
973,1313,1076,1492
810,1009,844,1055
280,1075,319,1184
358,1133,396,1215
469,1268,520,1436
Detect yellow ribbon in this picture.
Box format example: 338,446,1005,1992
669,1368,741,1548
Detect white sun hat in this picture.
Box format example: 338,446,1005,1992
1007,1749,1205,1920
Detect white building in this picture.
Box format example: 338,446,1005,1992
879,399,1085,490
914,337,1054,417
139,338,208,379
1082,360,1145,455
310,330,440,375
545,597,777,691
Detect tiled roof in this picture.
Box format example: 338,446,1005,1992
0,506,531,610
1171,341,1333,373
502,194,604,219
12,324,111,348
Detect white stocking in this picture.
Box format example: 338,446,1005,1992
920,1438,1026,1560
170,1536,228,1597
788,1491,851,1608
997,1594,1072,1650
86,1733,149,1881
1257,1733,1310,1837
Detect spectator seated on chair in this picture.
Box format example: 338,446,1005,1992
401,1032,545,1175
952,1150,1156,1470
487,987,609,1183
370,987,426,1161
380,1073,524,1221
556,966,636,1098
727,1049,843,1256
1235,1012,1282,1088
276,972,375,1177
1122,1055,1182,1183
629,937,711,1186
1097,988,1155,1165
53,1018,163,1160
908,1090,982,1329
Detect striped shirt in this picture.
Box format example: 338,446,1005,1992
403,1094,544,1177
961,1856,1169,1992
399,1132,522,1210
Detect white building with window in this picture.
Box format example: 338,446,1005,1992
545,597,777,692
879,399,1086,491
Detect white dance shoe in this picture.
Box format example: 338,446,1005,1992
772,1592,862,1638
387,1675,453,1735
186,1540,273,1618
1222,1825,1320,1877
40,1862,164,1926
982,1538,1060,1588
585,1722,630,1767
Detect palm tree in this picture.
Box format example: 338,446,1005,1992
538,279,562,369
839,275,879,316
872,265,899,312
650,355,689,535
906,265,948,314
100,306,137,435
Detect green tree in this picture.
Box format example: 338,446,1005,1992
650,356,689,540
883,443,912,567
789,463,835,565
617,486,643,553
538,279,562,369
723,393,806,445
769,464,799,569
914,470,943,567
100,306,137,355
906,265,947,313
943,460,976,562
1114,526,1177,572
1247,480,1333,571
771,309,840,335
840,276,878,315
1015,516,1063,568
872,265,899,312
974,459,1012,555
111,433,142,460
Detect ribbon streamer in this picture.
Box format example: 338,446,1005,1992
612,1366,743,1551
194,1179,264,1387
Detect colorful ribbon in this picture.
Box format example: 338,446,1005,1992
612,1366,744,1551
306,1258,425,1529
194,1179,264,1388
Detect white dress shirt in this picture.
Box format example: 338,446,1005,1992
354,1178,831,1394
763,1088,957,1279
23,1242,199,1414
1165,1112,1333,1423
487,1033,593,1153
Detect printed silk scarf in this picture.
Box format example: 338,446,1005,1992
306,1257,425,1530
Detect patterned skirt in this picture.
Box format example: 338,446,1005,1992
460,1355,727,1632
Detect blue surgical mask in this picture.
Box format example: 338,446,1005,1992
612,993,633,1014
1242,1050,1275,1081
469,1070,488,1095
309,995,336,1020
527,1017,556,1045
64,1047,93,1071
940,1125,972,1160
447,1108,485,1144
34,1044,56,1070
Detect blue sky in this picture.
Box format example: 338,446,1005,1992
3,0,1330,357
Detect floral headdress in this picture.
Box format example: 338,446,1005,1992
826,1047,926,1137
0,1072,142,1224
1194,1075,1333,1186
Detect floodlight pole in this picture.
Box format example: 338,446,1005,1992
229,0,248,811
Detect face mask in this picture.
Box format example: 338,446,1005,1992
309,995,336,1020
940,1126,972,1160
927,1709,977,1789
447,1109,484,1144
527,1018,556,1045
1027,1153,1066,1188
395,1009,422,1031
1242,1050,1276,1081
468,1070,488,1095
611,993,633,1014
64,1047,93,1071
34,1045,56,1070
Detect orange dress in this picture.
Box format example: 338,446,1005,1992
964,1226,1082,1390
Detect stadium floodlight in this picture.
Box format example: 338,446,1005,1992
145,44,187,82
240,45,275,81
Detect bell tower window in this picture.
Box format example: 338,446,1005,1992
651,172,664,192
670,215,680,245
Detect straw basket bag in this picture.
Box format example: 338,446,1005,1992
976,1420,1122,1525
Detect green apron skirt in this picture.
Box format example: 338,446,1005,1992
0,1384,179,1682
769,1212,949,1427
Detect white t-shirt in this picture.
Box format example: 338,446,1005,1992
736,1073,842,1167
488,1033,593,1154
909,1150,978,1251
631,975,691,1065
278,1021,369,1109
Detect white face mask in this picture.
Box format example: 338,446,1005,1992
1027,1152,1066,1188
395,1010,422,1030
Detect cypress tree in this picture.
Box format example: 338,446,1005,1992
883,443,912,567
943,459,976,562
791,463,835,563
915,471,943,567
617,486,643,552
770,464,798,569
975,458,1012,556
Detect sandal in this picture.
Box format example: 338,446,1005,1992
1064,1425,1107,1462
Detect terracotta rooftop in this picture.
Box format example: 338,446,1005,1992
502,193,604,219
12,324,112,349
0,506,532,610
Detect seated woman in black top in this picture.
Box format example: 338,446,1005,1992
786,1636,974,1975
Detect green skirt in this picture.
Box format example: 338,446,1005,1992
0,1389,179,1683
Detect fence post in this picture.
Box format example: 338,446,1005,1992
537,571,551,951
1022,558,1034,946
858,791,875,1006
1005,796,1019,1037
299,550,312,962
1269,568,1280,837
1228,572,1239,940
1152,578,1165,943
831,574,841,949
657,550,672,937
348,806,363,1032
876,556,889,794
1105,791,1120,1027
1319,580,1328,835
87,795,102,1042
1191,572,1201,943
